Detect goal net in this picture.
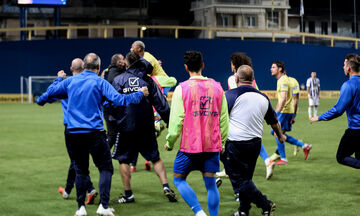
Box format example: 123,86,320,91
20,76,57,103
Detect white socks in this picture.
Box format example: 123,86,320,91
264,158,270,166
309,107,318,117
195,210,207,216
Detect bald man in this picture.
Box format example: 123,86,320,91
224,65,285,216
70,58,84,74
56,58,98,205
37,53,148,216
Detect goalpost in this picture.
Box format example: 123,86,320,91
20,76,57,103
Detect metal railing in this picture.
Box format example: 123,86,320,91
1,25,359,49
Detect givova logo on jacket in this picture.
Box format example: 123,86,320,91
192,96,219,117
123,77,141,93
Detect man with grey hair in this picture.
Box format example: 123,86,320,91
55,58,98,204
37,53,149,216
224,65,285,216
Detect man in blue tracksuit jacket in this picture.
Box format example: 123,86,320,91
311,53,360,169
46,59,98,204
110,51,177,204
37,53,148,216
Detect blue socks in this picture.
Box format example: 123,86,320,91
271,130,304,159
259,144,269,161
203,176,219,216
173,176,220,216
271,130,286,159
276,137,286,159
173,177,202,214
286,135,304,147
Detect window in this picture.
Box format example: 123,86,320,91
217,14,235,27
113,29,124,37
77,29,89,38
247,16,256,27
308,21,315,33
321,22,328,35
267,11,279,28
222,16,228,27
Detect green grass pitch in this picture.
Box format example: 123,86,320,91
1,99,359,216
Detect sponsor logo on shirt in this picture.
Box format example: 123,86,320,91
192,96,219,117
129,77,139,86
200,96,211,109
123,77,141,93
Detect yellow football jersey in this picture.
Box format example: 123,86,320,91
288,77,300,95
143,52,167,77
277,75,294,113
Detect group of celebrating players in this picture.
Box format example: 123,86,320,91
37,41,360,216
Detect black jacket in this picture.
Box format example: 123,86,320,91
104,64,125,85
110,58,170,132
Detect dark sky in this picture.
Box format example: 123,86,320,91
289,0,357,13
4,0,358,19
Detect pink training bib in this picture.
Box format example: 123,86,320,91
179,78,223,153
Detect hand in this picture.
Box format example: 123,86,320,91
36,98,45,106
308,94,312,99
164,143,172,151
100,70,106,79
158,60,162,66
140,86,149,96
278,134,286,143
309,116,319,124
154,115,161,121
290,117,296,125
57,70,66,79
221,148,225,154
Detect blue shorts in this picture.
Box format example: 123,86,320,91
277,112,294,132
173,151,220,175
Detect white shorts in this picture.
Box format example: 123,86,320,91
308,97,319,106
